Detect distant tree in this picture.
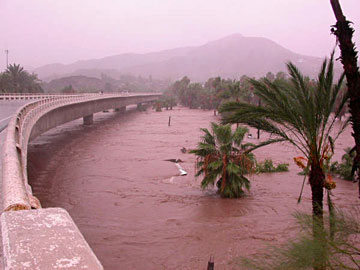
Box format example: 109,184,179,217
265,71,275,82
6,64,25,93
61,85,75,94
0,73,10,93
24,73,43,93
104,82,114,92
186,83,203,109
275,71,287,81
172,76,190,105
0,64,43,93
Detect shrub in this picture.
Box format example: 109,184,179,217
255,159,289,173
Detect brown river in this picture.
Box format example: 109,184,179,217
28,106,358,270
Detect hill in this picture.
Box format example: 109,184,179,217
42,75,105,93
34,34,335,82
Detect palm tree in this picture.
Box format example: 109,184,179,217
220,55,348,222
220,57,347,269
6,64,25,93
330,0,360,198
190,123,256,198
2,64,43,93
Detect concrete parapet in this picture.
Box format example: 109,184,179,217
1,208,103,270
2,111,31,211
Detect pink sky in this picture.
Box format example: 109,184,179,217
0,0,359,71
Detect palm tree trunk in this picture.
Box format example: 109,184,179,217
221,154,227,195
330,0,360,198
309,165,324,221
309,162,326,270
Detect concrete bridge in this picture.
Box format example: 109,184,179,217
0,93,161,269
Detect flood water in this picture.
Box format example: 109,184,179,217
28,106,358,270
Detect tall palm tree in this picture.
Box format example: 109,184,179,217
2,64,43,93
6,64,26,93
190,123,256,198
220,55,348,222
330,0,360,198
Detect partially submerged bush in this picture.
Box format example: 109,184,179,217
255,159,289,173
330,147,355,181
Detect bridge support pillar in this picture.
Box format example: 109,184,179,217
115,106,126,113
137,103,144,111
83,114,93,125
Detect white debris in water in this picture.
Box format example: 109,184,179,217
175,163,187,176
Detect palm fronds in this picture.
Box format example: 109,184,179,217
190,123,255,198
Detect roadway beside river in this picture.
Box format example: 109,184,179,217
0,101,30,132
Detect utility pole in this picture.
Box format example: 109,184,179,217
4,50,9,68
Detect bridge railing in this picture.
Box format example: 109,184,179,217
3,95,89,210
1,93,161,269
0,92,105,100
2,92,160,211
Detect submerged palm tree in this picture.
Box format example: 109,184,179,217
220,55,348,223
190,123,256,198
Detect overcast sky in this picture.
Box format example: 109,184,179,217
0,0,359,71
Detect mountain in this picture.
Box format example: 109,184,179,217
42,75,105,92
34,34,334,82
34,47,195,81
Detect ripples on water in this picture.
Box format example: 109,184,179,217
28,107,358,270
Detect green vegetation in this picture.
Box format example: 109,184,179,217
330,147,356,181
220,54,348,226
298,148,356,181
152,94,177,112
43,73,169,93
168,75,258,111
219,55,348,270
190,123,256,198
255,159,289,173
0,64,43,93
239,209,360,270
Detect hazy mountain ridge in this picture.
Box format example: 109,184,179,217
42,75,104,92
35,34,334,82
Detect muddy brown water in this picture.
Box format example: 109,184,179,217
28,106,358,270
